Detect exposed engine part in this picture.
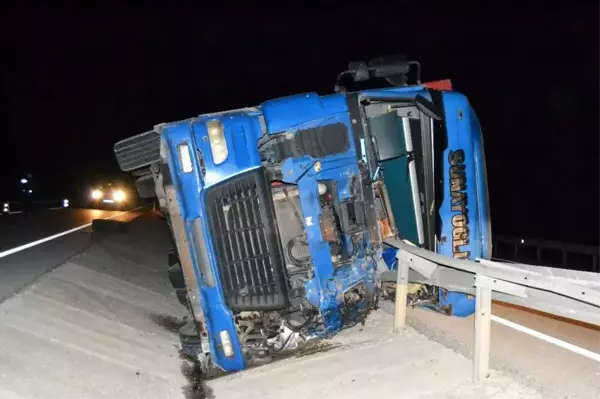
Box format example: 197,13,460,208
381,281,436,307
318,180,366,267
286,235,311,268
321,211,337,243
271,182,327,200
339,283,372,327
231,307,314,366
267,326,301,352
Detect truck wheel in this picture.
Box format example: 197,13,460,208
168,264,186,290
179,320,203,360
168,247,179,268
175,288,189,307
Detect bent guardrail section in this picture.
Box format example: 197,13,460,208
382,238,600,381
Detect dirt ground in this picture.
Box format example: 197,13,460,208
207,308,547,399
0,214,586,399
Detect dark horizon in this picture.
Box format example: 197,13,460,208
3,5,599,245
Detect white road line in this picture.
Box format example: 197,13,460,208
491,315,600,363
48,207,65,211
0,206,143,259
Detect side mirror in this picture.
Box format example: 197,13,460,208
372,63,411,79
348,61,370,82
369,55,413,86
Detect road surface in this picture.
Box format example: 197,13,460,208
384,301,600,399
0,209,597,398
0,207,139,253
0,212,544,399
0,207,142,302
0,212,188,399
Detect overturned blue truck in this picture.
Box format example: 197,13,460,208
114,56,491,373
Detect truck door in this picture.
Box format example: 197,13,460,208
362,94,438,250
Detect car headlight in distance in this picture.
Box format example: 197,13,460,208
91,189,103,200
206,120,228,164
113,189,126,202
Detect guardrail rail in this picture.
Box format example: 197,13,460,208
383,238,600,381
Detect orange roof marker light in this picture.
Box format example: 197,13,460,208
422,79,453,91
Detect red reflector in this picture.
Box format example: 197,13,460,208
422,79,453,91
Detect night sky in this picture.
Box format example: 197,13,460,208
3,5,599,245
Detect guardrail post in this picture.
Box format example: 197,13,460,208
473,274,528,381
393,260,409,333
473,279,492,380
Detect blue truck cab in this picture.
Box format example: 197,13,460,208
114,58,491,373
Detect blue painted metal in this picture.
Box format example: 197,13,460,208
160,120,248,371
157,83,491,371
262,93,347,133
437,92,489,261
270,100,378,334
436,91,490,317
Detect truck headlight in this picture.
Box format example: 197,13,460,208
91,189,103,200
113,190,126,202
206,120,228,165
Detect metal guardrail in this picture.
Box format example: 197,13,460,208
492,234,599,273
383,238,600,381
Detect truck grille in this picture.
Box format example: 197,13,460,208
205,168,289,311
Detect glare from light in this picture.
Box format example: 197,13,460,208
90,209,103,218
91,189,103,200
520,238,525,244
63,199,69,208
206,120,228,164
220,330,234,358
113,190,126,202
20,178,28,184
28,189,33,194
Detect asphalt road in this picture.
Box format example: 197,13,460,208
388,300,600,399
0,207,139,253
0,207,143,302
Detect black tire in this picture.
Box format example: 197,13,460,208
175,288,189,307
168,264,186,289
179,320,203,360
168,247,179,267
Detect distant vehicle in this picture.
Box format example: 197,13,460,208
85,181,131,210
